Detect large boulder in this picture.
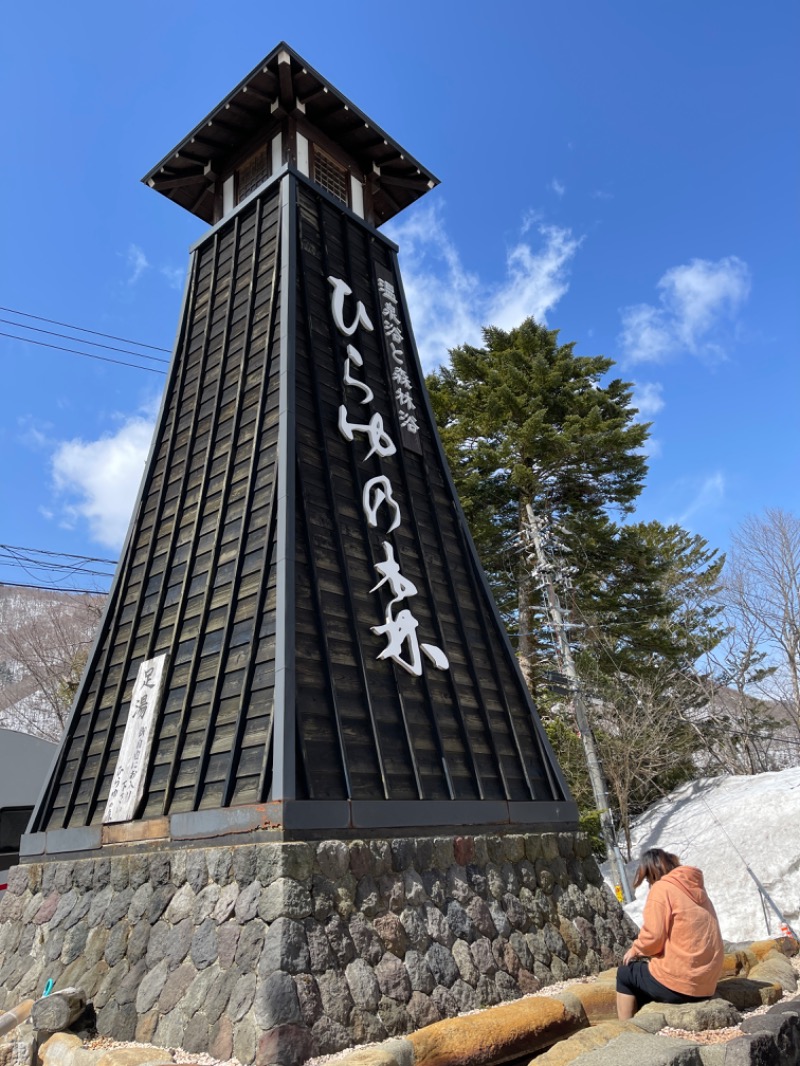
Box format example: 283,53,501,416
535,1030,704,1066
530,1019,643,1065
406,994,586,1066
638,997,741,1031
555,983,617,1024
748,950,798,993
715,976,783,1010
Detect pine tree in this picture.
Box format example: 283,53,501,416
428,319,729,844
427,318,649,690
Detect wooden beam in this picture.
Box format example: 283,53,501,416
277,51,294,110
194,126,240,149
226,97,263,117
297,86,327,107
242,84,272,105
208,115,241,135
149,172,207,191
378,185,402,214
174,149,208,166
379,173,427,192
189,183,214,214
255,68,278,96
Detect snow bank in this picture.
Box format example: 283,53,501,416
604,766,800,943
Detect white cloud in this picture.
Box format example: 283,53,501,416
488,225,582,334
633,381,665,417
619,256,750,363
645,437,662,460
676,472,726,527
520,208,544,234
51,401,158,549
386,204,582,370
550,178,565,197
160,265,185,291
630,384,664,461
122,245,185,291
126,244,150,285
17,415,53,450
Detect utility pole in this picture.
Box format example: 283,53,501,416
522,502,633,903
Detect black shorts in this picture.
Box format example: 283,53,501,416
616,958,708,1007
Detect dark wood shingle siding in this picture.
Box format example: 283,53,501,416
33,170,566,837
292,184,562,805
35,182,283,830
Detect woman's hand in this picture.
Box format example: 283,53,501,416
622,947,642,966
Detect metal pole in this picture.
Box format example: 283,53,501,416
614,844,634,902
523,503,633,903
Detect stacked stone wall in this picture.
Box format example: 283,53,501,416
0,832,636,1065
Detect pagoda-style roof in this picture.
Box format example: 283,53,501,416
142,42,439,225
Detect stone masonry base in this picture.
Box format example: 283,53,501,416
0,832,637,1066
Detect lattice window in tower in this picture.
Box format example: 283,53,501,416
312,147,348,205
237,147,270,202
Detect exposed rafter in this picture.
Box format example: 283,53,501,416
142,42,439,226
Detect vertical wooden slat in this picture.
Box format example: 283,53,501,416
298,194,415,799
189,198,270,808
270,174,298,803
160,220,242,813
337,203,453,798
220,193,283,806
295,250,390,794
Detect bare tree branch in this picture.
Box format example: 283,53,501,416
0,586,103,741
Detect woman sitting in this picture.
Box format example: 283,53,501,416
617,847,724,1020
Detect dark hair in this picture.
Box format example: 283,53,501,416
633,848,681,890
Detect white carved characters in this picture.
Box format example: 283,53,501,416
327,274,448,678
378,277,420,437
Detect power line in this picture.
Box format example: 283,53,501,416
0,330,167,375
0,579,104,596
0,305,171,352
0,544,117,591
0,545,116,565
710,726,800,749
0,318,169,365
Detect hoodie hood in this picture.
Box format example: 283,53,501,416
662,864,709,905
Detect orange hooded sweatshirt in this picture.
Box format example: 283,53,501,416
631,865,724,997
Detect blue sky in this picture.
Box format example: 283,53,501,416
1,1,797,592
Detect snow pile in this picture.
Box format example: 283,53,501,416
607,766,800,943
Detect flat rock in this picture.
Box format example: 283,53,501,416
638,997,741,1031
559,1030,703,1065
748,951,798,993
715,977,783,1010
533,1019,644,1065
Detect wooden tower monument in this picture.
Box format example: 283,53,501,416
0,47,632,1065
28,44,574,845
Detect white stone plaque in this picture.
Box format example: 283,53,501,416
103,654,167,824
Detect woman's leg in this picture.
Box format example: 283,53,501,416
616,992,638,1020
615,960,653,1019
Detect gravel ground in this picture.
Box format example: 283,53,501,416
81,1038,240,1066
656,952,800,1046
78,950,800,1066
